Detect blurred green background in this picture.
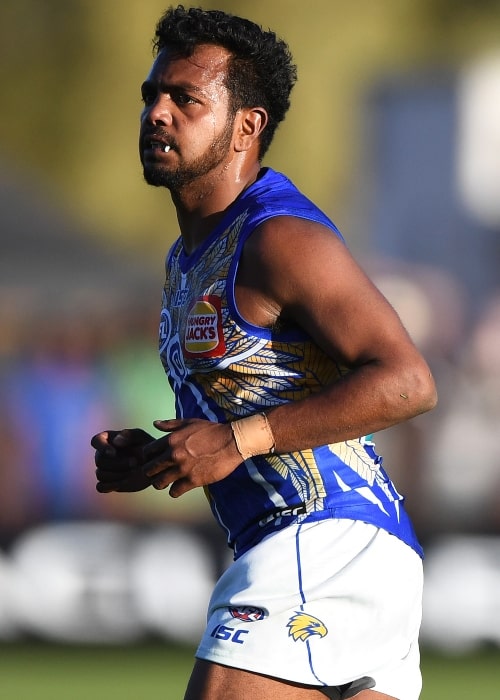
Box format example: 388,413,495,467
2,0,500,256
1,643,499,700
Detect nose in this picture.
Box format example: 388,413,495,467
143,95,173,126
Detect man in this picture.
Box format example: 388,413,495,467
92,6,437,700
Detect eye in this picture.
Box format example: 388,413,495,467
174,92,197,106
140,83,156,106
141,92,155,107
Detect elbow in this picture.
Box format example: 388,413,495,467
424,374,438,412
402,362,438,418
417,378,438,415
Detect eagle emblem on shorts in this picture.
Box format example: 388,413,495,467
286,612,328,642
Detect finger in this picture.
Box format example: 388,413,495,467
153,419,185,432
168,477,194,498
111,428,153,448
91,431,119,453
96,467,133,483
96,471,151,493
142,435,171,460
94,452,138,470
143,455,175,478
96,482,115,493
96,480,136,494
150,467,179,490
96,474,130,492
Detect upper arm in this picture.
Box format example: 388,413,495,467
237,216,420,370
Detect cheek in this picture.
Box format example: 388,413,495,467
207,107,218,134
185,113,220,152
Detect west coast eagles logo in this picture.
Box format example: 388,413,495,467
287,612,328,642
184,295,226,358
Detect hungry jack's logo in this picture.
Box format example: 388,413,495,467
287,612,328,642
184,295,226,358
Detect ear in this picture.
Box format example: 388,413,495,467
234,107,268,152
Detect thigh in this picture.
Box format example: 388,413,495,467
183,660,325,700
183,660,400,700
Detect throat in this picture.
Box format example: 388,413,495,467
174,166,263,254
177,208,229,256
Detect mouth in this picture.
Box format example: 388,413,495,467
151,142,171,153
144,137,173,155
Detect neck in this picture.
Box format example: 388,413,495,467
170,161,262,255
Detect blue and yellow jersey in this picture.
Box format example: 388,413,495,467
159,168,422,559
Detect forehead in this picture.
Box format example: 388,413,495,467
147,43,232,90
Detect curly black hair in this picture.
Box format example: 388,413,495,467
153,5,297,159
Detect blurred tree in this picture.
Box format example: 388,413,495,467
1,0,499,256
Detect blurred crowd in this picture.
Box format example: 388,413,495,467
0,301,214,548
0,261,499,551
367,260,500,546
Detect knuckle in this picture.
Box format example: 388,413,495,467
169,446,184,464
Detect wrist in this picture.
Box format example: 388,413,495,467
230,413,276,460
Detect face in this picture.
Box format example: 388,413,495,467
139,44,236,191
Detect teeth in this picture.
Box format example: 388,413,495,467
150,141,170,152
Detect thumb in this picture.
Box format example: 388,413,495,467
153,418,183,433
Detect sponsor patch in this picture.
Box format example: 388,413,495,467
184,295,226,358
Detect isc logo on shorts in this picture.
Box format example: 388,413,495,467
184,295,226,358
210,624,249,644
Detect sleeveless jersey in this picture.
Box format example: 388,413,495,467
159,167,423,559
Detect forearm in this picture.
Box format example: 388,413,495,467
262,358,437,454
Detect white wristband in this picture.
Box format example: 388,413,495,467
230,413,276,460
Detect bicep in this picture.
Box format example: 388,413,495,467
293,248,411,366
248,218,417,368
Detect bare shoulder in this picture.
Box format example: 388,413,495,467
243,214,345,268
239,215,388,319
239,215,353,302
235,215,342,328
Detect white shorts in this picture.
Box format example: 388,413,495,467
196,519,423,700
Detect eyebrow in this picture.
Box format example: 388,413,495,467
141,78,205,95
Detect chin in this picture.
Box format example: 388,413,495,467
143,167,173,188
